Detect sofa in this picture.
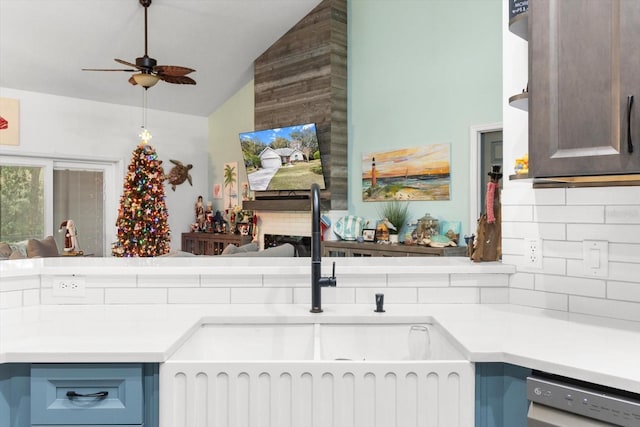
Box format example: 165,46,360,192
0,236,60,260
161,242,297,257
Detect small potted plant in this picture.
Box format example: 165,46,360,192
378,200,409,244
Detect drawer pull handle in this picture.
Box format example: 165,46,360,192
66,391,109,399
627,95,634,154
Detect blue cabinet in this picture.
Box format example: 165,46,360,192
0,363,158,427
31,364,143,426
475,363,531,427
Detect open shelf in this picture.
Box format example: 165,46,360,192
509,11,528,41
509,92,528,111
510,173,640,188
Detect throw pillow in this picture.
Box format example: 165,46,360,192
26,236,59,258
9,250,25,259
0,242,11,258
221,242,259,255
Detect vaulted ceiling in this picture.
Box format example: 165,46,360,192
0,0,323,117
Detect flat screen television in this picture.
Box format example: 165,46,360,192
239,123,326,192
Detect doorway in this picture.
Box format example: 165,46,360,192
480,130,503,214
469,123,503,233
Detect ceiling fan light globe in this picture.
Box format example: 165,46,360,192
133,73,160,88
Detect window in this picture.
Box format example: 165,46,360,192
54,168,105,256
0,164,45,242
0,156,118,256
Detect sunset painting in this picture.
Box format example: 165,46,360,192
362,144,450,201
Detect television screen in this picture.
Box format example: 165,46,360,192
239,123,326,192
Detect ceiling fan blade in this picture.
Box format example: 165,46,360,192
158,75,196,85
128,75,138,86
82,68,137,72
115,58,144,70
154,65,195,76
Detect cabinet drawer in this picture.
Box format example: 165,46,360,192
31,363,143,425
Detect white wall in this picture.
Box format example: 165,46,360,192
501,1,640,322
0,88,209,252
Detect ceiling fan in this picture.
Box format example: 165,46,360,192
82,0,196,89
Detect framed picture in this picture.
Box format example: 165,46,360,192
0,97,20,146
362,144,451,201
212,183,222,199
362,228,376,242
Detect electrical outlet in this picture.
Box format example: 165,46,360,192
52,275,86,297
524,238,543,269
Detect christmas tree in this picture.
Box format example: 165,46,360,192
112,141,171,256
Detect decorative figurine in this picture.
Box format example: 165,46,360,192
58,219,80,253
195,195,205,231
165,159,193,191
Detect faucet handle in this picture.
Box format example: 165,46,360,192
331,261,336,278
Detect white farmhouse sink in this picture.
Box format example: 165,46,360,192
318,323,465,361
169,323,315,360
169,321,465,362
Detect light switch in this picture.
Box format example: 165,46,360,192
588,248,600,268
583,240,608,277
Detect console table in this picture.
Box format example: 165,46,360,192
181,233,252,256
322,240,468,257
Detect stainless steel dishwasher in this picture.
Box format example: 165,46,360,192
527,373,640,426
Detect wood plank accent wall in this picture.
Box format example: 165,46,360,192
253,0,347,210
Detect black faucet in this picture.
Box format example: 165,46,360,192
310,183,336,313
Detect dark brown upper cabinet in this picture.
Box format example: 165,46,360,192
529,0,640,178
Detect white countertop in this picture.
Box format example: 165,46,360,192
1,303,639,394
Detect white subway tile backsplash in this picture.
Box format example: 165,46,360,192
535,274,605,298
0,276,40,292
502,222,566,240
502,238,525,255
338,274,387,288
567,224,640,243
105,288,167,304
509,272,535,289
532,188,567,205
355,287,418,304
23,289,39,306
293,287,355,305
138,275,199,288
450,274,508,287
502,187,565,205
86,275,137,288
501,205,533,221
41,288,105,305
567,186,640,206
263,274,308,288
569,296,640,322
201,274,262,288
605,206,640,224
607,261,640,282
480,288,509,303
0,291,22,309
543,240,583,259
609,243,640,263
387,273,449,287
509,288,568,311
418,288,479,304
168,288,230,304
608,281,640,303
534,205,604,224
230,288,293,304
